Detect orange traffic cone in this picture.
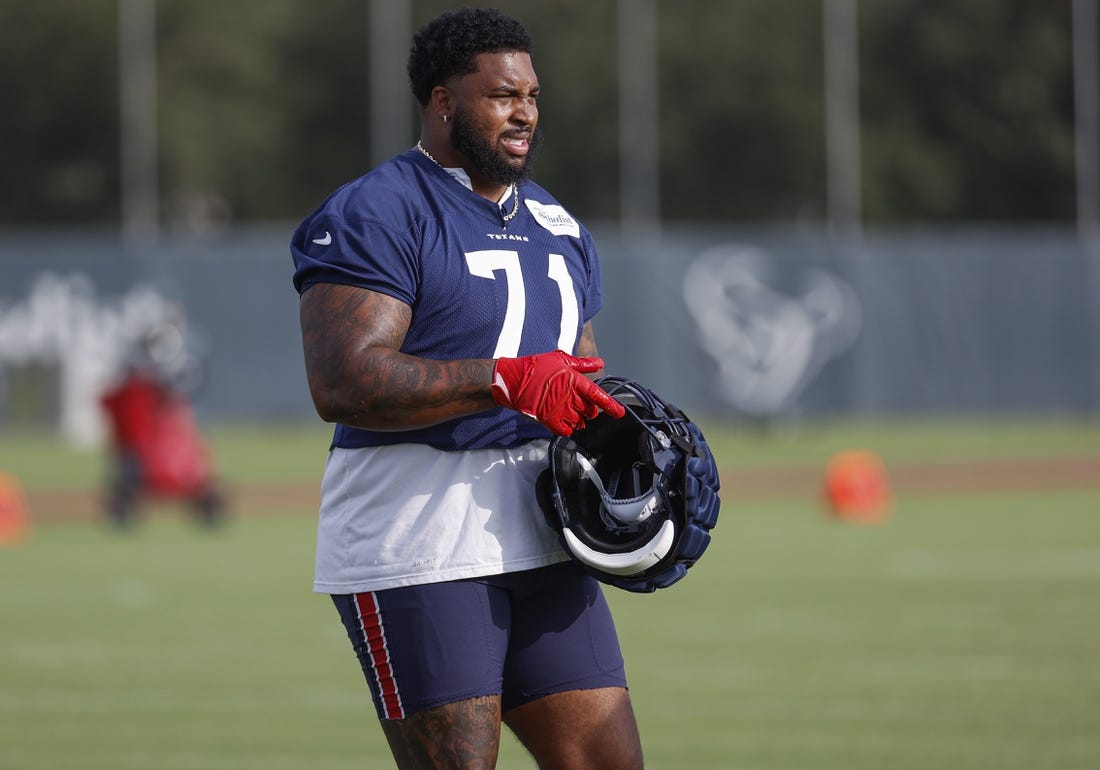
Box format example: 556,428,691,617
823,450,892,524
0,472,32,545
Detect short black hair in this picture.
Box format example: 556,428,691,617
407,7,533,106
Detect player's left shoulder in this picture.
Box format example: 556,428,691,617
520,183,586,240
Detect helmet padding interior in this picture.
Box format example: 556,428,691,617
551,395,682,555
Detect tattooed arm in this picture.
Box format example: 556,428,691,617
299,282,496,430
573,321,604,375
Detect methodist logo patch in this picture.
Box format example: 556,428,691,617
525,200,580,238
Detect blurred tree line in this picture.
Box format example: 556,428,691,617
0,0,1085,228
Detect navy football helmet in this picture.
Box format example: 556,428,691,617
537,376,721,592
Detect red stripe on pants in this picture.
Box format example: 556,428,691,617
354,592,404,720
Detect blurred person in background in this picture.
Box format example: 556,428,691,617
99,312,225,528
290,7,642,769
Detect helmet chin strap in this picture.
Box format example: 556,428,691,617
562,520,677,576
574,452,659,523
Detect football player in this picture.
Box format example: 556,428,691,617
291,7,641,769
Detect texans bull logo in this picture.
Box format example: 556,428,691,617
682,244,862,416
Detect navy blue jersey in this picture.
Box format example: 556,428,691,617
291,149,604,451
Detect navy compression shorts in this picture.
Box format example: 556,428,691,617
331,561,628,720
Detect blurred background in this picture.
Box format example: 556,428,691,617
1,4,1099,770
2,0,1098,442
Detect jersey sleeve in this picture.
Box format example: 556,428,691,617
291,207,421,307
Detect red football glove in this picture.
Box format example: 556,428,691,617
491,350,626,436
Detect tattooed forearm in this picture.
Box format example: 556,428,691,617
368,355,495,418
575,321,606,379
299,283,496,430
575,321,599,360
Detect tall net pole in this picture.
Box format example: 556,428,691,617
119,0,159,246
618,0,660,230
369,0,412,166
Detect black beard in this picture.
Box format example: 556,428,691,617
450,109,543,186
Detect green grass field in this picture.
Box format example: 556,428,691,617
1,418,1098,769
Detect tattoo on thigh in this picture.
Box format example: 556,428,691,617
383,696,503,769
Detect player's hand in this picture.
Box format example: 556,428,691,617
491,350,626,436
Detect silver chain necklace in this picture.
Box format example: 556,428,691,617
416,141,520,223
